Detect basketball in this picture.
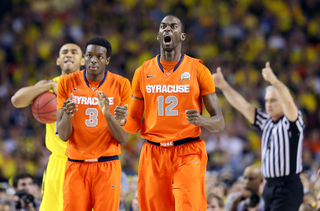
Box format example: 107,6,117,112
32,92,57,124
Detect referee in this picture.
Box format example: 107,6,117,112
213,62,304,211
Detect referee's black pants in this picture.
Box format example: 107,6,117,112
263,174,303,211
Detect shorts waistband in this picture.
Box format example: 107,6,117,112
265,173,300,185
147,136,200,148
68,155,119,163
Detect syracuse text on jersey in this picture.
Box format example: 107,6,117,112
72,95,114,105
146,85,190,93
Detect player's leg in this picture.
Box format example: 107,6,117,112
138,142,175,211
63,161,92,211
172,140,207,211
40,154,67,211
91,160,121,211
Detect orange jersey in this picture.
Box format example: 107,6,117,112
57,70,130,160
132,54,215,143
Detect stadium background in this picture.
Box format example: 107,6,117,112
0,0,320,209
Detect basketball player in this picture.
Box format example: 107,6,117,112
56,37,130,211
11,43,84,211
115,15,225,211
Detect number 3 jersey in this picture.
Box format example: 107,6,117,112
57,70,130,160
132,54,215,143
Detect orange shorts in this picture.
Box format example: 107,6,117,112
63,158,121,211
138,139,207,211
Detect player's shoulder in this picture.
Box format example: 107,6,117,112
183,54,203,63
107,71,130,84
140,55,158,68
61,70,84,81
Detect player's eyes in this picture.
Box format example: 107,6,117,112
161,25,166,29
86,54,92,58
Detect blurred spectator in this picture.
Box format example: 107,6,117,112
225,165,264,211
0,198,15,211
130,191,139,211
207,193,224,211
12,173,40,211
299,203,316,211
303,192,316,208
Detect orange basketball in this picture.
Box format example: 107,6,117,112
32,92,57,124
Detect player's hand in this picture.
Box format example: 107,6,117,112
317,169,320,178
262,62,278,84
96,90,110,117
186,109,204,126
114,105,128,126
63,93,77,118
212,67,226,89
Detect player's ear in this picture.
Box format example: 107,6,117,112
80,57,85,66
56,58,60,66
157,32,159,40
106,57,111,65
181,33,186,41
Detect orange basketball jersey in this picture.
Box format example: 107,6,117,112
132,54,215,143
57,70,130,160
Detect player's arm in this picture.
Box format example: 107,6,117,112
186,63,225,132
116,67,144,134
11,79,57,108
56,93,77,141
262,62,298,121
213,67,255,124
120,96,144,134
185,93,224,132
96,91,128,144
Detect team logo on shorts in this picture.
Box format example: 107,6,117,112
180,72,190,81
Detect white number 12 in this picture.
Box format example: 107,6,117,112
157,96,178,116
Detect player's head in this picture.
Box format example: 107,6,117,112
157,15,185,52
84,37,112,76
56,43,84,75
12,172,35,195
243,165,263,194
264,85,284,120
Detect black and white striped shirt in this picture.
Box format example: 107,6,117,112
253,108,304,178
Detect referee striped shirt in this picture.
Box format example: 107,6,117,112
253,108,304,178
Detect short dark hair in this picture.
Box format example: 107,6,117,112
165,15,185,32
207,193,224,208
12,173,33,188
84,37,112,58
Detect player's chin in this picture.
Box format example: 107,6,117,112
162,45,175,52
88,67,102,74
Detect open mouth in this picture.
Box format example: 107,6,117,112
65,61,74,65
164,35,172,45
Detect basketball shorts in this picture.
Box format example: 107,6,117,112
138,139,207,211
63,157,121,211
40,154,67,211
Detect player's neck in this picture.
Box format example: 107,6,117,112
160,49,182,62
61,69,80,76
85,70,106,81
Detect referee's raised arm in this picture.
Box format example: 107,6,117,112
212,67,255,124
